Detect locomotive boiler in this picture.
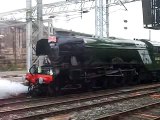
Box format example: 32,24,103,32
25,35,160,96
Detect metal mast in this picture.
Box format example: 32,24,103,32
95,0,108,38
106,0,109,38
26,0,32,71
95,0,103,38
37,0,43,40
37,0,45,67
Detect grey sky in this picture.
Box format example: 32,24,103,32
0,0,64,13
0,0,25,13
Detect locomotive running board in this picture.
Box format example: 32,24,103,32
61,84,82,90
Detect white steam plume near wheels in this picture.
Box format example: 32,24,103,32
0,78,28,99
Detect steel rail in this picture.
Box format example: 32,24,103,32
0,83,160,108
95,102,160,120
1,88,159,120
153,117,160,120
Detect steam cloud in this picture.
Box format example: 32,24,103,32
0,78,28,99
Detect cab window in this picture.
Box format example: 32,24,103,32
153,47,160,53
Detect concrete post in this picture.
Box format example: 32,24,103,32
26,0,32,71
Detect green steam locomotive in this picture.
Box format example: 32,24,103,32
25,35,160,95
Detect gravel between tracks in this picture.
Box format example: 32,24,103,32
122,99,160,120
0,88,160,120
69,95,160,120
0,88,158,112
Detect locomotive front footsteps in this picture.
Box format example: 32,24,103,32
25,35,160,96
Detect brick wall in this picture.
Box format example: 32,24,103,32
0,27,26,70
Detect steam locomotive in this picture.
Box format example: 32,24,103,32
25,35,160,96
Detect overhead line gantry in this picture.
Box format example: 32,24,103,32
0,0,140,70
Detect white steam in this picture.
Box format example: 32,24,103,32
0,78,28,99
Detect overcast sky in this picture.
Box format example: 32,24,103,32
0,0,64,12
0,0,159,41
0,0,25,12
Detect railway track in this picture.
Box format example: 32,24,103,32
0,83,160,120
1,83,160,107
95,102,160,120
114,93,160,120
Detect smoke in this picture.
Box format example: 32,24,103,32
0,78,28,99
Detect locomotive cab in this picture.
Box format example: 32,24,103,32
139,39,160,80
139,39,160,65
152,42,160,64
